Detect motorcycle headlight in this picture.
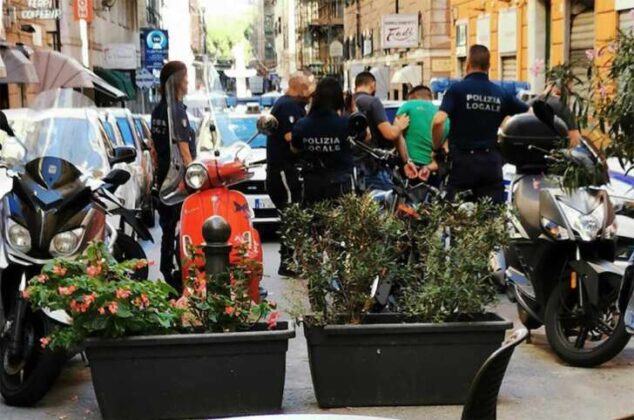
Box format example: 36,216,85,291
6,219,31,253
559,201,605,242
185,163,208,190
50,227,84,257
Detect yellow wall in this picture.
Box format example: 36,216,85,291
449,0,622,82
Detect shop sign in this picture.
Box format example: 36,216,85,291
104,44,137,70
73,0,94,23
20,0,61,20
498,9,518,54
381,14,419,49
616,0,634,10
141,28,169,76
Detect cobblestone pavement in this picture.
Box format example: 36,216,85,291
0,231,632,420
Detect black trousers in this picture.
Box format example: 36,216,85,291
266,166,302,267
158,201,181,290
302,172,354,206
446,149,505,204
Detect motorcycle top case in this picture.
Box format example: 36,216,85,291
499,113,568,172
179,187,262,300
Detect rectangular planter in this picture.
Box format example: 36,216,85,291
304,313,512,408
85,322,295,420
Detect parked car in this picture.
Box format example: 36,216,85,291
101,108,155,227
199,109,278,225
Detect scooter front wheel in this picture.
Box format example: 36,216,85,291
0,309,65,406
545,281,631,367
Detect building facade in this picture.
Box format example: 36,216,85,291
274,0,298,83
296,0,345,79
343,0,451,99
448,0,634,93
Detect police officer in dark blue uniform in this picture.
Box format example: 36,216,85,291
432,45,528,203
151,61,196,290
291,77,355,205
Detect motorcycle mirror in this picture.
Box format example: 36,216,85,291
110,146,137,165
102,168,131,187
532,99,557,132
256,115,278,136
348,112,368,136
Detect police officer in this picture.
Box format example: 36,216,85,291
291,77,355,205
151,61,196,291
432,45,528,203
266,71,311,277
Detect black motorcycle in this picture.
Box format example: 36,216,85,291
497,102,630,367
0,90,153,406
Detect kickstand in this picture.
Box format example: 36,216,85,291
80,351,89,367
526,329,532,344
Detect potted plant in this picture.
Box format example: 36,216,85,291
25,242,294,420
282,195,512,408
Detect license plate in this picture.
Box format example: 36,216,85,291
254,198,275,209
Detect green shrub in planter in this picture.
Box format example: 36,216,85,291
283,195,512,407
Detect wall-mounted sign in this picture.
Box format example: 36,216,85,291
381,14,419,49
432,58,452,73
329,40,343,58
363,38,372,56
104,44,137,70
456,22,468,57
498,9,518,54
135,68,156,89
20,0,61,19
615,0,634,11
476,15,491,48
141,28,169,77
73,0,94,22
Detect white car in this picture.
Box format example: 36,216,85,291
198,109,278,224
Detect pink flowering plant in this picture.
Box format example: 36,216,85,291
174,244,279,333
24,242,180,350
25,242,280,350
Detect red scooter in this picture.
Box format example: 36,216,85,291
177,116,277,301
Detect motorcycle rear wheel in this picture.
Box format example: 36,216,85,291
545,281,631,368
0,309,64,406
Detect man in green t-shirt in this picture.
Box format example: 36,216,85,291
396,85,449,184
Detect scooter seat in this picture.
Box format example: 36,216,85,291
513,175,542,239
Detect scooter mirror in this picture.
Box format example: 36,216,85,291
348,112,368,136
532,99,556,132
256,115,278,136
102,168,131,187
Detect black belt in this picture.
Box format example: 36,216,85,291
453,147,495,155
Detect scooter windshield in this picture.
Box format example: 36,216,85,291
17,89,109,178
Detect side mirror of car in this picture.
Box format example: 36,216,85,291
110,146,137,165
209,123,216,134
102,168,131,187
257,115,278,135
348,112,368,136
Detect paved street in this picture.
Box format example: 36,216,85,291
0,227,632,420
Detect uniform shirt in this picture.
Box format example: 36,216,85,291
151,99,196,187
354,92,390,149
267,95,307,168
291,107,354,174
396,100,449,165
440,72,528,151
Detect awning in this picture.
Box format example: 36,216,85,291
94,67,136,100
0,46,39,84
391,64,422,86
32,50,126,100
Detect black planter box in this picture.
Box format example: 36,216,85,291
304,314,512,408
85,322,295,420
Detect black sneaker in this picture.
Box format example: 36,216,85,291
277,265,297,278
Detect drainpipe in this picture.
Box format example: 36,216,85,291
395,0,399,13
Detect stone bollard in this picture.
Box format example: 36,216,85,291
202,215,232,278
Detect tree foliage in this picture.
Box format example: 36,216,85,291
205,9,254,61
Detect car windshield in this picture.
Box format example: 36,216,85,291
215,113,266,149
116,117,136,147
133,119,145,140
103,120,119,145
22,113,109,178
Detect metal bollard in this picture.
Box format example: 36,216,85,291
202,215,232,278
